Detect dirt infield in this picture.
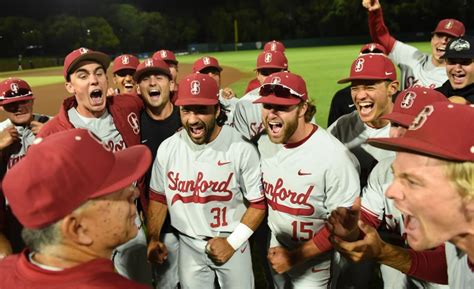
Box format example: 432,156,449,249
0,63,246,120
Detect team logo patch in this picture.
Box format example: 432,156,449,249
121,55,130,65
79,47,88,54
354,58,365,72
203,57,211,65
160,50,167,58
127,112,140,135
190,80,200,95
449,39,470,52
10,83,19,95
400,91,416,109
445,20,453,29
264,52,273,63
271,43,277,51
409,105,434,130
271,76,281,84
145,59,154,67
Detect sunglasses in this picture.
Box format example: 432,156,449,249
260,84,301,99
200,67,221,75
446,58,473,66
115,69,136,77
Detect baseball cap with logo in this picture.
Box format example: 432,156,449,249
432,19,465,38
264,40,286,52
338,54,397,84
63,47,111,80
134,58,172,82
152,50,179,65
359,43,387,55
0,78,34,105
256,51,288,70
441,36,474,59
2,128,152,229
253,72,308,106
112,54,140,74
175,73,219,106
192,56,223,73
381,87,448,127
369,102,474,161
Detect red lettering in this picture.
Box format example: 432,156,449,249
263,178,315,216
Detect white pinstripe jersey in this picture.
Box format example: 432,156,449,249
258,126,360,249
233,88,264,140
149,125,264,239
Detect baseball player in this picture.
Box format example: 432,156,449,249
192,56,238,125
233,50,288,141
327,43,387,126
0,128,152,289
135,58,181,289
254,72,360,289
147,73,266,289
329,53,399,188
37,48,153,286
362,0,465,90
436,35,474,103
328,87,449,289
111,54,140,95
152,49,179,95
360,102,473,288
244,40,287,94
0,78,50,258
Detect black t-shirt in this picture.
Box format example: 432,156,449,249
327,86,356,127
436,80,474,103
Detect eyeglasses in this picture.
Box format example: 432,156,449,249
260,84,301,99
446,58,473,66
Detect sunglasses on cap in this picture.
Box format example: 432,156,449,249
446,58,473,66
115,69,136,77
260,84,302,99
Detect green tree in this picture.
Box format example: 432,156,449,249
83,17,119,52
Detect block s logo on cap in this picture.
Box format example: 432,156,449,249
121,55,130,65
160,50,167,58
400,91,416,109
450,39,470,51
265,52,273,63
10,83,19,94
271,76,281,84
445,20,453,29
354,58,365,72
145,59,154,67
191,80,200,95
203,57,211,65
79,47,89,54
409,105,434,130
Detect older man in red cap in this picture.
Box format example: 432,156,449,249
329,87,450,289
146,73,266,289
0,78,50,259
253,71,359,289
363,0,465,90
0,128,152,289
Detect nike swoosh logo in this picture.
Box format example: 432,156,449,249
217,161,231,166
298,169,311,176
348,103,355,108
312,267,329,273
141,139,148,143
385,72,393,76
240,244,248,253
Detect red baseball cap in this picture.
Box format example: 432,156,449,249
256,51,288,70
2,128,152,229
359,43,387,55
432,19,465,38
153,50,179,65
369,102,474,162
192,56,223,73
0,78,34,105
112,54,140,74
63,47,110,80
175,73,219,106
338,54,397,84
381,87,448,127
134,58,172,82
264,40,286,52
253,72,308,106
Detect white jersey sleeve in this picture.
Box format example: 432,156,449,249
232,88,264,140
149,140,168,201
445,242,474,289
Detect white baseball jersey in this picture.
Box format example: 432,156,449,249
0,114,50,170
258,125,360,249
150,125,264,239
390,41,447,90
233,88,264,141
445,242,474,289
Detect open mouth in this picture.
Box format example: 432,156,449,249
189,124,205,138
90,89,103,105
124,83,134,90
149,89,161,99
357,101,374,116
403,213,420,235
451,72,466,85
268,121,283,135
436,47,446,54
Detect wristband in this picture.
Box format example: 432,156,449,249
226,223,254,250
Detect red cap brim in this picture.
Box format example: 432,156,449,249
174,97,218,106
